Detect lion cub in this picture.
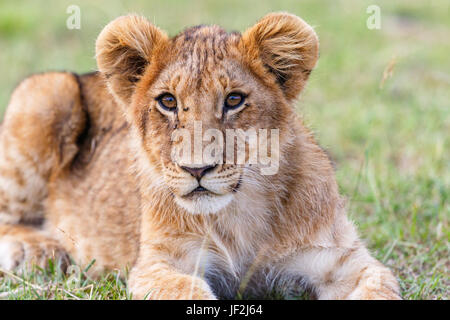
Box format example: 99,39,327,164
0,13,400,299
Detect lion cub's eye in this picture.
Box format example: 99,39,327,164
224,92,245,110
157,93,177,111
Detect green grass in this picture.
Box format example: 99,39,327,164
0,0,448,300
0,261,130,300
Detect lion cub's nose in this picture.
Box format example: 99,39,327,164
181,165,217,180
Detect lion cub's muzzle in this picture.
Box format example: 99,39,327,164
178,164,216,194
163,163,242,214
179,163,240,196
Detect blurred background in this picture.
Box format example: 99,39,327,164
0,0,448,299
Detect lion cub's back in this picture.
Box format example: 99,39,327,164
46,72,141,274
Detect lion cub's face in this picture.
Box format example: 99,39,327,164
135,27,284,214
96,13,319,214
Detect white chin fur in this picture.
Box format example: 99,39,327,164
175,193,234,214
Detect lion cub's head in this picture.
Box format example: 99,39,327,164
96,13,318,214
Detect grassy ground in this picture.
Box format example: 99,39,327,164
0,0,448,300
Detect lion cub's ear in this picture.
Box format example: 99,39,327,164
241,12,319,101
96,15,168,106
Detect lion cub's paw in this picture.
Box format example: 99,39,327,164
347,284,401,300
132,274,217,300
0,239,24,270
0,236,70,272
347,269,401,300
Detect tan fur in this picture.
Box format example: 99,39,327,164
0,13,400,299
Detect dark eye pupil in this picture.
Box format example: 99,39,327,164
226,94,243,108
159,94,177,110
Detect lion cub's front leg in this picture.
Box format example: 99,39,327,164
285,217,401,300
128,244,216,300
